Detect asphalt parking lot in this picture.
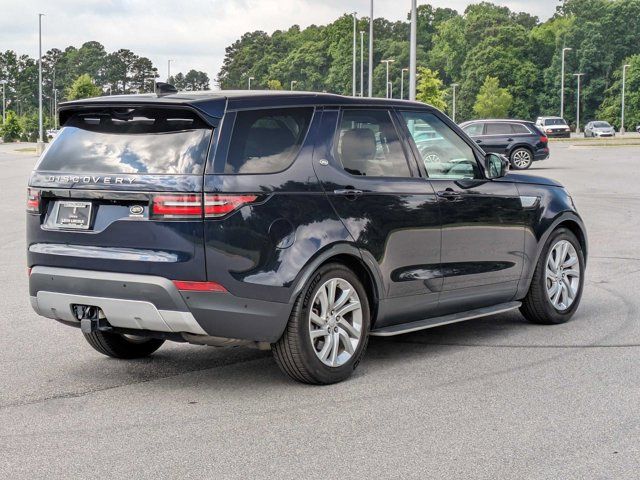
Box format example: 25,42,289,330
1,140,639,479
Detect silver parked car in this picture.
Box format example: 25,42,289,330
584,121,615,138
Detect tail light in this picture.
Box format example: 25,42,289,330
151,193,258,219
173,280,228,293
204,194,258,218
152,194,202,218
540,135,548,143
26,188,41,214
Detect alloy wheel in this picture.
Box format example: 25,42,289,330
512,149,532,168
308,278,363,367
545,240,581,311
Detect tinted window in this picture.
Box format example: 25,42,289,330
485,123,513,135
401,111,481,180
593,121,611,128
511,123,531,134
37,108,212,174
225,108,313,174
336,109,411,177
462,123,484,136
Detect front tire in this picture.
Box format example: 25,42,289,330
520,228,585,324
510,148,533,170
83,331,165,359
273,263,370,384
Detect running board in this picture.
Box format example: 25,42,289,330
370,301,522,337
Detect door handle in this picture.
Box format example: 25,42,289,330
437,189,462,200
507,138,514,142
334,189,363,197
475,139,482,144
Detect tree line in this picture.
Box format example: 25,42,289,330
0,42,210,141
217,0,640,129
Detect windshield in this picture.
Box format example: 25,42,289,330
593,122,611,128
544,118,568,126
37,107,213,175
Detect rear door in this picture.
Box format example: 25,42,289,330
313,107,442,327
478,122,514,155
27,105,215,281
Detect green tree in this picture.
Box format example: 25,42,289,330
473,76,513,118
0,110,21,142
416,67,447,110
598,55,640,130
66,74,101,100
266,79,283,90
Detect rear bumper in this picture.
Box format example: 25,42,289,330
534,149,550,161
29,266,291,343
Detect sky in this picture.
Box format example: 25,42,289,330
1,0,560,84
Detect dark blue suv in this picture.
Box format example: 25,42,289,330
27,91,587,384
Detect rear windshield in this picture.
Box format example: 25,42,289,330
37,107,213,175
593,121,611,128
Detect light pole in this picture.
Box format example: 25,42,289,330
0,80,6,124
352,12,357,97
573,73,584,133
167,59,173,82
621,64,631,134
409,0,417,101
37,13,45,153
290,80,297,91
387,81,393,99
248,76,255,90
381,59,394,98
451,83,459,122
400,68,408,100
360,31,365,97
560,47,572,119
368,0,374,97
53,88,57,129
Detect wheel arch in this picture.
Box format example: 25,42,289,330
508,143,534,158
516,211,588,299
289,244,384,325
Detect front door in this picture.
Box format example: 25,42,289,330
313,108,442,327
398,110,525,314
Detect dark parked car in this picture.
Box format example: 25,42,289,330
584,121,615,138
459,119,549,170
27,90,587,384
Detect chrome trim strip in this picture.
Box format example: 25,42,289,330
29,243,179,263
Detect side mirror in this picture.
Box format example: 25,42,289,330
485,153,509,179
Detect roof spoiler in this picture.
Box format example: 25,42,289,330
155,82,178,97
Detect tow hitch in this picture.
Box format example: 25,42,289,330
72,305,112,333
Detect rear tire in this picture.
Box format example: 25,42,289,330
510,147,533,170
83,331,165,359
520,228,585,325
273,263,370,384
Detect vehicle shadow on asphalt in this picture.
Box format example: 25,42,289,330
57,311,533,392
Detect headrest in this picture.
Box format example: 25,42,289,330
340,128,377,165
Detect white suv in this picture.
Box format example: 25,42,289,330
536,117,571,138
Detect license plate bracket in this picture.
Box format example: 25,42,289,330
54,201,93,230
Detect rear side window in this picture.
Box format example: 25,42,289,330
485,123,512,135
511,123,531,134
37,108,213,175
336,109,411,177
224,108,313,174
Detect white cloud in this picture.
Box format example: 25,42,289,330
1,0,559,83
